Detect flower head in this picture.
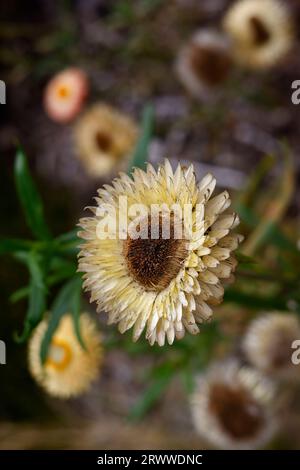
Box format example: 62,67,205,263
191,359,278,449
176,29,233,100
44,68,89,123
28,313,102,398
243,312,300,381
74,103,138,179
223,0,294,69
78,160,242,346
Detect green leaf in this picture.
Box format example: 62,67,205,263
241,148,294,256
235,203,257,227
10,259,77,304
47,257,77,283
180,366,195,394
235,252,257,267
47,266,77,286
55,229,79,245
55,230,80,255
70,277,85,351
237,154,275,208
40,276,84,364
224,288,287,310
0,238,33,256
237,204,299,255
129,362,174,421
15,252,46,342
14,148,51,240
10,286,30,303
128,104,154,173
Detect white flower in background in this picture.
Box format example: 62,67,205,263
78,160,242,346
223,0,294,69
176,29,233,100
191,359,278,449
243,312,300,381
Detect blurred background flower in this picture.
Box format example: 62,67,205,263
242,312,300,381
74,103,138,178
191,359,278,449
176,29,233,100
28,313,102,398
44,68,89,123
223,0,294,69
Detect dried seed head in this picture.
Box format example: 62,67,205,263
124,215,188,292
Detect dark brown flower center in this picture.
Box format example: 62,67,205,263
209,383,265,440
123,215,187,292
95,131,112,152
249,16,271,46
189,44,232,86
269,331,294,369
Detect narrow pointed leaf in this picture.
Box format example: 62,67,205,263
128,104,154,173
0,238,33,255
15,252,46,342
40,276,84,364
14,148,51,240
129,362,174,421
70,277,85,350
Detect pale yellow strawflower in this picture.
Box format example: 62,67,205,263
223,0,294,69
74,103,138,178
78,160,242,346
191,359,278,449
243,312,300,381
28,313,102,398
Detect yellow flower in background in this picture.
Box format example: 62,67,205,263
74,103,139,179
44,68,89,123
78,160,242,346
28,313,102,398
176,29,233,100
243,312,300,381
223,0,294,69
191,359,278,449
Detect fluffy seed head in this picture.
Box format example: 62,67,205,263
124,214,188,292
